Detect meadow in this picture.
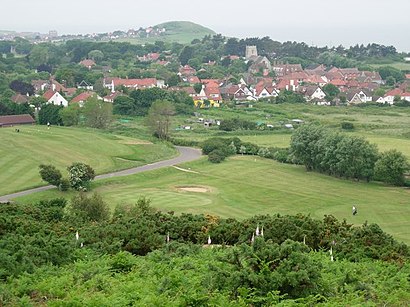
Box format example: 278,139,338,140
0,125,176,195
16,155,410,245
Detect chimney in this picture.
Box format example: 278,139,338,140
52,83,56,92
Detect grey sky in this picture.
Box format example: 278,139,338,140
2,0,410,51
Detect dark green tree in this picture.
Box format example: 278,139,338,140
375,149,409,186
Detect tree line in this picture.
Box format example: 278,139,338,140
290,124,409,185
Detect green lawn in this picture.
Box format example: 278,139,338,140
0,125,176,195
16,155,410,245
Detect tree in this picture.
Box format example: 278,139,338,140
60,104,81,126
290,124,325,171
68,192,110,222
67,162,95,191
322,83,340,101
179,46,195,65
375,150,409,186
38,104,63,125
146,100,175,139
28,45,49,67
193,83,203,94
83,96,113,129
9,80,34,96
88,50,104,62
39,164,62,187
113,96,135,115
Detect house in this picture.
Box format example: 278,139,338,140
306,74,328,87
346,89,372,105
11,94,29,104
300,86,326,102
0,114,35,127
79,59,96,69
383,88,404,105
139,52,160,62
178,65,196,77
43,90,69,107
194,84,222,108
272,63,303,77
220,84,254,101
103,78,165,91
247,56,272,76
103,91,124,103
77,80,94,90
253,79,279,100
71,91,102,106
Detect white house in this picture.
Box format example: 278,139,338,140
43,90,68,107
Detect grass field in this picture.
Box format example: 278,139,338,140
16,155,410,245
0,125,176,195
370,62,410,71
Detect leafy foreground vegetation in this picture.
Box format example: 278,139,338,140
0,197,409,306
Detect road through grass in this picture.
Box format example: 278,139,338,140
0,126,176,195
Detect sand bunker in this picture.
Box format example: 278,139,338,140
177,186,209,193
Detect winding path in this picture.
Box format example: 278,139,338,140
0,146,202,202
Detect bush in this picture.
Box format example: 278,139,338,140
341,122,354,130
67,162,95,191
68,192,110,222
39,164,62,187
59,178,70,191
208,149,226,163
374,149,409,186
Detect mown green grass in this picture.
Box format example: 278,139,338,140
16,156,410,245
0,125,176,195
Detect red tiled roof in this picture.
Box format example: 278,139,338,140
79,59,96,67
385,88,403,97
111,78,158,88
330,79,347,86
43,89,56,100
71,91,95,103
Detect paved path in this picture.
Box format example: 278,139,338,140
0,146,202,202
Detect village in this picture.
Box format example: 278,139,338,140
5,43,407,113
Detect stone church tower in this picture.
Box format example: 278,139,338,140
245,45,258,60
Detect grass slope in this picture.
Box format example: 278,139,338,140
0,126,176,196
118,21,215,44
17,155,410,245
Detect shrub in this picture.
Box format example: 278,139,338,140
374,149,409,186
68,192,110,222
39,164,62,187
341,122,354,130
67,162,95,191
208,149,226,163
59,178,70,191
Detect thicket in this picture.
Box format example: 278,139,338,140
290,124,409,184
0,197,409,305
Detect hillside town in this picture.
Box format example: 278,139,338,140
14,44,408,111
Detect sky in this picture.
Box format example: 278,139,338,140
2,0,410,51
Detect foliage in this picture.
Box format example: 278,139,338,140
68,192,110,223
9,80,34,96
322,83,340,101
374,149,409,186
341,121,354,130
67,162,95,191
219,118,257,131
146,99,175,139
38,164,62,187
60,103,81,126
208,149,226,163
38,104,63,125
83,97,113,129
291,124,379,181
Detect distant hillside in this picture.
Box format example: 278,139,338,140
119,21,216,45
155,21,215,36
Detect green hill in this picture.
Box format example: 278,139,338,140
119,21,216,44
155,21,215,36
